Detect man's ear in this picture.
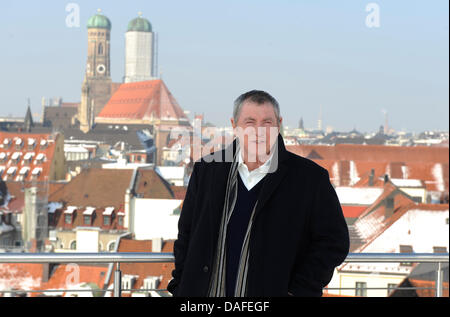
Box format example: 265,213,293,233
278,116,283,127
230,118,236,129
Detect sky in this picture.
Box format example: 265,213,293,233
0,0,448,133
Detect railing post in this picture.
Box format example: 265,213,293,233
114,262,122,298
436,262,443,297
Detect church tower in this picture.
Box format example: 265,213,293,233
124,12,155,83
79,9,112,133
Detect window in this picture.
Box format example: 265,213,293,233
98,43,103,55
399,245,414,266
387,283,397,296
65,214,72,224
70,240,77,250
118,215,124,226
433,246,447,253
103,215,110,226
144,277,160,291
355,282,367,297
108,241,116,252
84,215,91,225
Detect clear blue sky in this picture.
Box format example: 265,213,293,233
0,0,448,133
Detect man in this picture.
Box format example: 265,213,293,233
167,90,349,297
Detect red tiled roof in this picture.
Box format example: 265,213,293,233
0,263,43,292
287,144,449,163
49,168,133,209
96,79,188,122
408,279,449,297
353,181,449,252
341,205,367,218
0,132,61,183
110,239,175,294
33,264,108,297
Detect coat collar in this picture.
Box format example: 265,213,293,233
223,133,290,219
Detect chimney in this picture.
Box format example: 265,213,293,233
369,169,375,186
385,196,395,219
384,174,389,184
152,237,163,252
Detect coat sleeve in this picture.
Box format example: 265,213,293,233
167,161,201,296
288,168,350,296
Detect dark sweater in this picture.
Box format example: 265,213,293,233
225,173,266,296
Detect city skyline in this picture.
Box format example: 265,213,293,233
0,0,448,133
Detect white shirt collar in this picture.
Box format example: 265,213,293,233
237,147,274,174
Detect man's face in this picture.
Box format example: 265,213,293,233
231,101,282,163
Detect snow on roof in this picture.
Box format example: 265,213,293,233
31,167,42,175
7,166,17,175
83,206,95,215
64,206,77,214
11,152,21,160
47,202,63,214
155,166,185,180
390,178,424,188
23,152,35,160
335,187,384,205
19,166,30,175
64,145,89,153
102,207,114,216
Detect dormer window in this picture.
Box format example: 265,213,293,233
23,152,35,165
18,167,30,181
122,275,137,292
3,138,11,149
102,207,114,226
28,138,36,150
40,139,48,150
31,167,42,180
143,276,161,291
117,211,125,227
6,167,17,180
35,153,45,164
83,207,95,225
64,206,77,224
0,152,7,163
11,152,22,164
15,138,23,150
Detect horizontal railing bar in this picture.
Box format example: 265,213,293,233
0,252,175,264
0,252,448,264
325,287,446,290
0,288,170,293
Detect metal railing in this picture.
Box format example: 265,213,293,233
0,252,448,297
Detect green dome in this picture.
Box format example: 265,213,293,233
87,11,111,30
127,16,152,32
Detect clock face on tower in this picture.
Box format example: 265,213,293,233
97,64,106,74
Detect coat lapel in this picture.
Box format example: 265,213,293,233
206,133,290,242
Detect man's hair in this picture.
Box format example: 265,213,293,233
233,90,280,123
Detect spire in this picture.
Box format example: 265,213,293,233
24,98,34,132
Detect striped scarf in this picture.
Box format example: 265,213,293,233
207,139,259,297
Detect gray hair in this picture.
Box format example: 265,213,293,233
233,90,280,123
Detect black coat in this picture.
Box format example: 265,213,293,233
167,134,349,297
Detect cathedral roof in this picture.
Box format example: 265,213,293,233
96,79,189,123
127,15,152,32
87,10,111,30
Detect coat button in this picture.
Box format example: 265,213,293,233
203,265,209,273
